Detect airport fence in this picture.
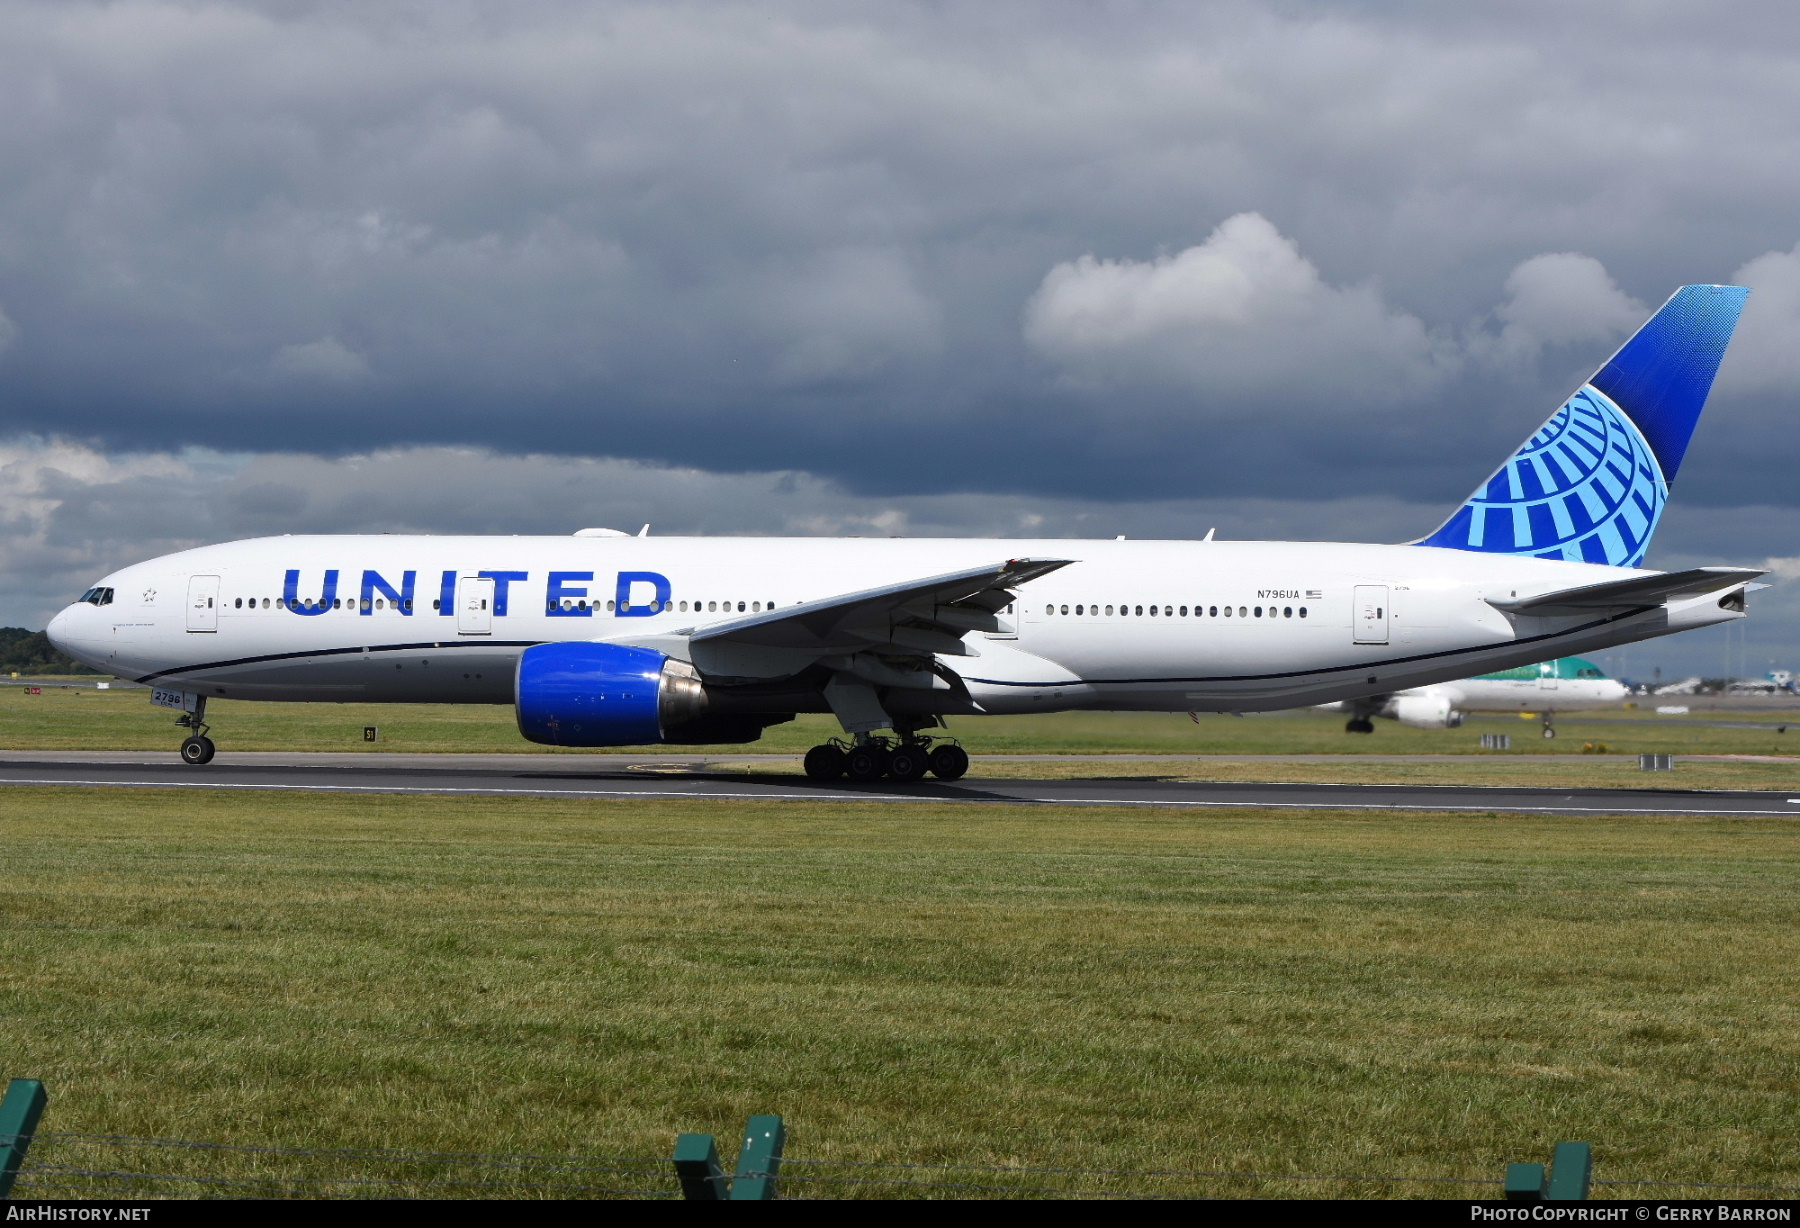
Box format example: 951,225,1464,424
5,1079,1799,1201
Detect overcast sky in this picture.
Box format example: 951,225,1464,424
0,0,1795,678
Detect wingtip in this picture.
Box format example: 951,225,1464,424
1001,557,1077,582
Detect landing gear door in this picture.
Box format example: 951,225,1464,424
186,575,220,632
1353,585,1389,645
456,575,494,635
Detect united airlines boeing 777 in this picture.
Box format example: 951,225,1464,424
49,285,1760,781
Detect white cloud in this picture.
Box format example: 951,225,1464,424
1023,213,1449,405
0,439,197,628
1715,241,1800,394
270,337,370,382
1492,253,1645,359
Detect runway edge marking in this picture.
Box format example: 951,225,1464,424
2,777,1797,816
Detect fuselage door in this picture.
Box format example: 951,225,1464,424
186,575,220,633
1353,585,1389,645
456,575,494,636
1539,662,1560,691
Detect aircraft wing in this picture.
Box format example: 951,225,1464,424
682,557,1073,656
1488,566,1764,617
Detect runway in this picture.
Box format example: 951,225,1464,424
2,751,1798,816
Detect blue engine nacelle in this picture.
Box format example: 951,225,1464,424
515,641,709,747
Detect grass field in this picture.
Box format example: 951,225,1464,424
4,787,1800,1198
5,681,1800,760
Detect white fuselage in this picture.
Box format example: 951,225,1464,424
1423,675,1629,714
47,535,1741,723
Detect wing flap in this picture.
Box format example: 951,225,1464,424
1488,566,1763,616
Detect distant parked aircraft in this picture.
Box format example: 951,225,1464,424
1654,676,1705,696
1726,671,1799,695
1325,656,1627,739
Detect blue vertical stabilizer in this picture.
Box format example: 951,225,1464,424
1418,284,1747,567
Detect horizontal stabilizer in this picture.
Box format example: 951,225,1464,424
1487,566,1763,617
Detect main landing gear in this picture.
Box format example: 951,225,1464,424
1345,717,1375,734
804,736,969,782
177,696,215,765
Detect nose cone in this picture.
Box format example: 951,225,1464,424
46,605,75,655
46,603,106,672
1603,680,1629,702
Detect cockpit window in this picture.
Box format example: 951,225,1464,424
77,587,114,607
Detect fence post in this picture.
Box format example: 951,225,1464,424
1504,1162,1547,1203
1546,1141,1592,1201
673,1132,729,1200
0,1079,48,1200
729,1114,785,1201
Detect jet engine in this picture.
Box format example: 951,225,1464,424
515,642,779,746
1389,692,1464,730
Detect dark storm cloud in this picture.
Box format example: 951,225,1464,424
0,0,1793,505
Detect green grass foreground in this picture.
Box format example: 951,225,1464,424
5,683,1800,758
4,787,1799,1198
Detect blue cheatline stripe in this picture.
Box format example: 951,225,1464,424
133,641,544,685
132,605,1650,695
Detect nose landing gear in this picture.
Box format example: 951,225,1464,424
803,735,968,782
176,696,215,764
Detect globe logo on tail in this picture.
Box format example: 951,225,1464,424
1425,385,1665,567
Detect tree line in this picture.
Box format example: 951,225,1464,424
0,627,101,675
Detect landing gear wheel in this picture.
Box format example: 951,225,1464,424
1346,718,1375,734
928,744,970,781
845,744,891,782
803,744,847,780
1542,726,1557,740
887,745,930,782
180,736,216,765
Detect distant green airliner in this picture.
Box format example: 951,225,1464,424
1327,656,1625,738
